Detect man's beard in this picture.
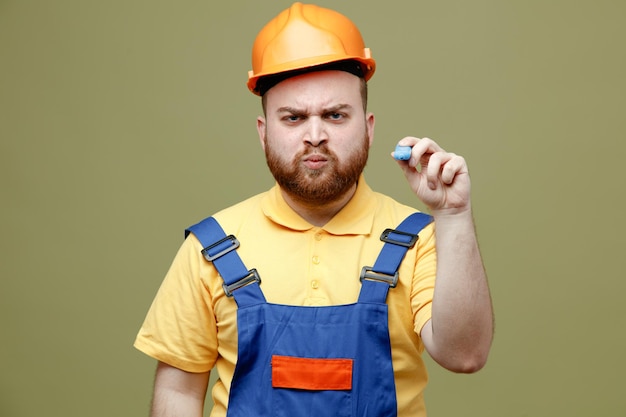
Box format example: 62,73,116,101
264,135,369,205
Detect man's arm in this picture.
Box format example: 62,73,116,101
394,137,494,373
420,209,493,372
150,361,210,417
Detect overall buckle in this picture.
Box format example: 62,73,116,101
360,266,398,288
223,269,262,297
380,228,418,248
201,235,240,262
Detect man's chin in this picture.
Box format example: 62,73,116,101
292,179,358,204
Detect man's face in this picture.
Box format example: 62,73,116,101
257,70,375,206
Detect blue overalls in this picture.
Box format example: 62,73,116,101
186,212,432,417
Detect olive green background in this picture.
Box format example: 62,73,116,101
1,0,624,416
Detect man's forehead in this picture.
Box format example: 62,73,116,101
264,71,362,109
271,69,360,90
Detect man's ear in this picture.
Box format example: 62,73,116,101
366,112,375,147
257,116,267,151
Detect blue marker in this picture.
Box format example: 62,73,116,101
393,145,412,161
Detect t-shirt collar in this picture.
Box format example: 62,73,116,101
261,175,376,236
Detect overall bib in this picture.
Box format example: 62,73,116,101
186,213,432,417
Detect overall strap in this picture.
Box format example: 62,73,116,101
358,212,433,304
185,217,266,307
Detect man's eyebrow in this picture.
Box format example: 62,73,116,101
276,106,304,114
324,104,353,113
276,104,353,114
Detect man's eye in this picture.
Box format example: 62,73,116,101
327,113,343,120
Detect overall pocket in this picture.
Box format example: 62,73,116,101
271,355,353,417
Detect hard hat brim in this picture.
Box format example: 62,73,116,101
248,54,376,96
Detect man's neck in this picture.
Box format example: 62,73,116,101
280,183,357,227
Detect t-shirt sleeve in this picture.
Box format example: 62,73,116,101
411,222,437,335
134,235,218,373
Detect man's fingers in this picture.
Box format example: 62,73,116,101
424,152,466,186
396,137,445,167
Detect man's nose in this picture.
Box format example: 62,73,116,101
304,118,328,147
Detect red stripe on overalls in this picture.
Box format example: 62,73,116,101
271,355,353,390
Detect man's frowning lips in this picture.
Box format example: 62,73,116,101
302,152,329,170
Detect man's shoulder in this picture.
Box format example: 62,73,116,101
211,191,269,231
371,190,426,224
217,191,267,215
